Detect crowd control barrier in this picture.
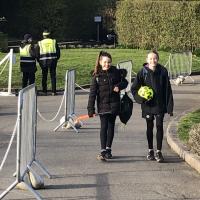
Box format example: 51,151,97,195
117,60,133,93
168,51,194,84
0,84,51,200
0,49,15,96
54,70,81,133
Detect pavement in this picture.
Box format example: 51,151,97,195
0,76,200,200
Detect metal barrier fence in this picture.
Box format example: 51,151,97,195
168,51,194,84
0,49,15,96
54,69,80,133
117,60,133,94
0,84,51,200
65,69,75,121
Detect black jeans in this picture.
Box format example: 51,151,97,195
145,114,164,151
99,114,116,150
22,72,35,88
42,67,56,93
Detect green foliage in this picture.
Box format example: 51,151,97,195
189,123,200,156
178,109,200,142
0,32,8,52
116,0,200,51
17,0,68,40
1,47,200,89
96,0,117,32
0,48,170,89
0,0,118,41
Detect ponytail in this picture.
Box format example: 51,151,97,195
93,51,112,75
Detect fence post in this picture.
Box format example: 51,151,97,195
8,48,13,95
54,69,80,133
0,48,14,96
0,84,50,200
117,60,133,99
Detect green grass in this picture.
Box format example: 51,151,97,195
178,109,200,143
0,48,200,89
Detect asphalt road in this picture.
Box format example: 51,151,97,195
0,76,200,200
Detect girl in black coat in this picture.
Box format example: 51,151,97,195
131,50,174,162
87,51,128,161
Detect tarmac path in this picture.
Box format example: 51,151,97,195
0,77,200,200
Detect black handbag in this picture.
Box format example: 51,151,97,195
119,92,133,124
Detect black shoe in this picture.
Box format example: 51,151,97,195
147,150,155,161
105,149,112,159
97,151,107,161
155,151,164,163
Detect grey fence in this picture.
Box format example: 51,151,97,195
0,84,51,200
168,51,194,84
117,60,133,93
54,70,80,133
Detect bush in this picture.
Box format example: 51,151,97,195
116,0,200,51
0,32,8,52
189,123,200,156
178,109,200,142
193,48,200,57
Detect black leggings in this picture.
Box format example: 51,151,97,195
99,114,116,150
146,114,164,151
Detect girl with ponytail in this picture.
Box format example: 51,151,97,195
87,51,128,161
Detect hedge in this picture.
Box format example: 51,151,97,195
0,32,8,52
189,123,200,156
116,0,200,51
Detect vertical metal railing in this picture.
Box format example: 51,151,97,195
117,60,133,93
168,51,194,84
54,69,79,133
0,48,15,96
0,84,51,200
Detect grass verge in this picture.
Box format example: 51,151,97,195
0,48,172,89
0,48,200,89
178,109,200,143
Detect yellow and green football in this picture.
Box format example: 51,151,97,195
138,86,153,100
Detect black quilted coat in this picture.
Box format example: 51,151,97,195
131,63,174,118
87,66,128,116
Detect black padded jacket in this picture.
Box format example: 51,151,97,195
87,66,128,116
131,63,174,118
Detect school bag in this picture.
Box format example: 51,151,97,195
119,92,133,125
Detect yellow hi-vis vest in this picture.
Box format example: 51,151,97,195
38,38,57,60
19,44,35,63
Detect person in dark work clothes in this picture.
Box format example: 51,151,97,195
36,30,60,95
19,34,37,88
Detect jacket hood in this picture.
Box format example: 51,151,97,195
91,65,116,77
143,63,163,74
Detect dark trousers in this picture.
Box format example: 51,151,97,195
22,72,35,88
42,67,56,93
99,114,116,150
145,114,164,151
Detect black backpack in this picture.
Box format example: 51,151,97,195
119,92,133,125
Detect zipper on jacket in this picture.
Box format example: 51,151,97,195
106,70,112,112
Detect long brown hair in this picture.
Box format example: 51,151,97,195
93,51,112,75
